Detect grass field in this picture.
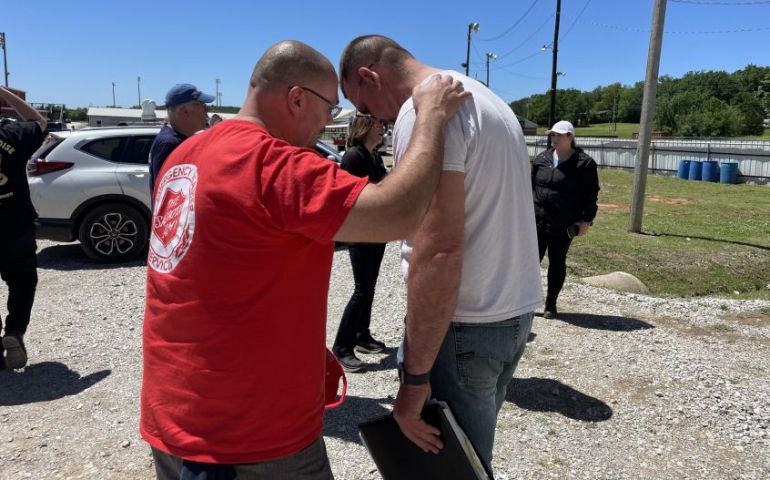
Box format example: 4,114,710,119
535,124,770,140
537,123,640,138
566,169,770,299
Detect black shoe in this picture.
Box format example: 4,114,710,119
355,335,386,354
337,354,366,373
2,334,27,370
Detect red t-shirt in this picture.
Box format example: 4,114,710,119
140,120,367,463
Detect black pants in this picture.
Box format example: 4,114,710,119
537,229,572,308
1,226,38,337
333,243,386,357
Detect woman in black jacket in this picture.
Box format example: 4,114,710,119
332,115,388,372
532,120,600,319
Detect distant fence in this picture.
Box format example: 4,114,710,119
525,136,770,183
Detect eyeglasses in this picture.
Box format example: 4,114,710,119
296,86,342,117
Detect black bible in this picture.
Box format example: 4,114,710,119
358,400,493,480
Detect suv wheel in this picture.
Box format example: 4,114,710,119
78,204,148,263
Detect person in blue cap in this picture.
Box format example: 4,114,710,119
148,84,214,192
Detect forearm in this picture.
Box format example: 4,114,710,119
404,246,463,374
0,87,47,128
376,110,448,233
334,112,448,243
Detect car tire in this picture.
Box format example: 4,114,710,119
78,204,148,263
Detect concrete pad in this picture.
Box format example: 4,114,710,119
580,271,650,295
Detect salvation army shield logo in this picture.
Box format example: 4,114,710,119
148,164,197,273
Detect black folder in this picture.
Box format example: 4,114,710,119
358,400,493,480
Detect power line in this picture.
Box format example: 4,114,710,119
670,0,770,5
492,1,591,67
496,50,544,69
492,64,548,80
587,20,770,34
477,0,540,42
559,0,593,41
495,13,555,60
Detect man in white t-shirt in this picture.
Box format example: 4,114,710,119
339,35,541,469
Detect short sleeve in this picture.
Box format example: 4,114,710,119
392,100,470,174
2,121,45,162
259,147,368,243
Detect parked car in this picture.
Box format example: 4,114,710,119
27,126,342,263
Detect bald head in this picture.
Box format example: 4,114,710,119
250,40,337,92
339,35,413,98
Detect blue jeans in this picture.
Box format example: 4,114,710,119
429,312,534,469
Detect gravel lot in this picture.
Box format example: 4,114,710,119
1,239,769,479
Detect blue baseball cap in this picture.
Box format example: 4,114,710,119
165,84,215,108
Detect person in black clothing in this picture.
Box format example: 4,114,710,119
0,86,48,370
148,83,214,193
532,120,600,319
332,115,389,372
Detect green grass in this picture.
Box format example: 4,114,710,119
738,128,770,140
537,123,640,138
709,323,737,333
567,169,770,299
535,125,770,140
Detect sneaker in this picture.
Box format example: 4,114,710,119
543,307,558,319
337,354,366,373
355,335,386,354
2,334,27,370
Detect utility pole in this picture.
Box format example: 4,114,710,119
464,22,480,77
611,93,618,131
0,32,9,87
112,82,116,107
137,76,141,105
485,52,496,87
629,0,667,233
215,78,221,107
547,0,562,148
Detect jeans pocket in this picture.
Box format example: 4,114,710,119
452,325,507,390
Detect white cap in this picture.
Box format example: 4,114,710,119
547,120,575,135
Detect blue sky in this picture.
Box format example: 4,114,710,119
4,0,769,109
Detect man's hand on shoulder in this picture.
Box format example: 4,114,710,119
392,383,443,454
412,74,472,123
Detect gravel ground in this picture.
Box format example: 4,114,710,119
1,240,769,480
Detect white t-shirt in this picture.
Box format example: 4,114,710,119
393,71,542,323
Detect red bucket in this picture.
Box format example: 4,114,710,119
324,349,347,410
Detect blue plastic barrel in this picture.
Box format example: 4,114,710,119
676,160,691,179
688,161,703,181
702,160,720,182
720,162,739,184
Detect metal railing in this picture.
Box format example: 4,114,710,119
525,136,770,182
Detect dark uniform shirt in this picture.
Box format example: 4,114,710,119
0,121,46,239
148,124,187,194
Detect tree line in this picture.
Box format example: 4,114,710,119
509,64,770,137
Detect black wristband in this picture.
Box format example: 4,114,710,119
398,363,431,385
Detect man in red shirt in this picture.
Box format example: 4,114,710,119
141,40,470,479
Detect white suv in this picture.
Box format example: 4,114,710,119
27,126,342,263
28,127,157,262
